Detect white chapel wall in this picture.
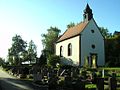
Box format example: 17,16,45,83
56,36,80,66
81,19,105,66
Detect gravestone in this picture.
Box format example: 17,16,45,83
64,76,72,87
32,65,39,82
108,77,117,90
96,78,104,90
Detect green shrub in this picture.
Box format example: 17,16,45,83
47,55,60,67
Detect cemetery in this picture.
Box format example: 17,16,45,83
2,63,120,90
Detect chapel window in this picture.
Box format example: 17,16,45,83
91,29,95,33
60,46,63,57
91,44,95,49
68,43,72,56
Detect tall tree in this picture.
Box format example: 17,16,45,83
8,35,27,65
105,35,120,67
41,27,61,57
27,40,37,63
99,27,112,38
67,22,75,29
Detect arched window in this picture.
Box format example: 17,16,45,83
60,46,63,57
68,43,72,56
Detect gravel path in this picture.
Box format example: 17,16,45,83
0,68,48,90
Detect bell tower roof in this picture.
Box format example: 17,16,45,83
83,4,93,22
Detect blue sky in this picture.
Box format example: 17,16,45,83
0,0,120,59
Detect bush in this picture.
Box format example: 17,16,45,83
47,55,60,67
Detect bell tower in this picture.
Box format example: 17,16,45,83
83,4,93,22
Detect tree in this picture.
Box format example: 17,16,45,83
21,51,28,62
47,55,60,67
67,22,75,29
38,50,47,66
105,35,120,67
41,26,61,57
8,35,27,65
99,27,112,38
27,40,37,63
0,57,5,66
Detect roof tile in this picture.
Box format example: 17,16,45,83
57,21,88,42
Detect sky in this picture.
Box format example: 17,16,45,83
0,0,120,59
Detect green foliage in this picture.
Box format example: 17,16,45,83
41,27,61,57
8,35,37,65
80,68,87,78
105,35,120,66
85,84,96,89
47,55,60,67
99,26,120,67
67,22,75,29
27,40,37,63
38,49,47,66
8,34,27,65
99,27,112,38
0,57,5,66
20,40,37,64
21,51,28,62
8,56,14,65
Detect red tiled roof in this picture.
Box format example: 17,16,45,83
57,21,89,42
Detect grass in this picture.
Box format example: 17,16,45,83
85,84,96,89
99,67,120,70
